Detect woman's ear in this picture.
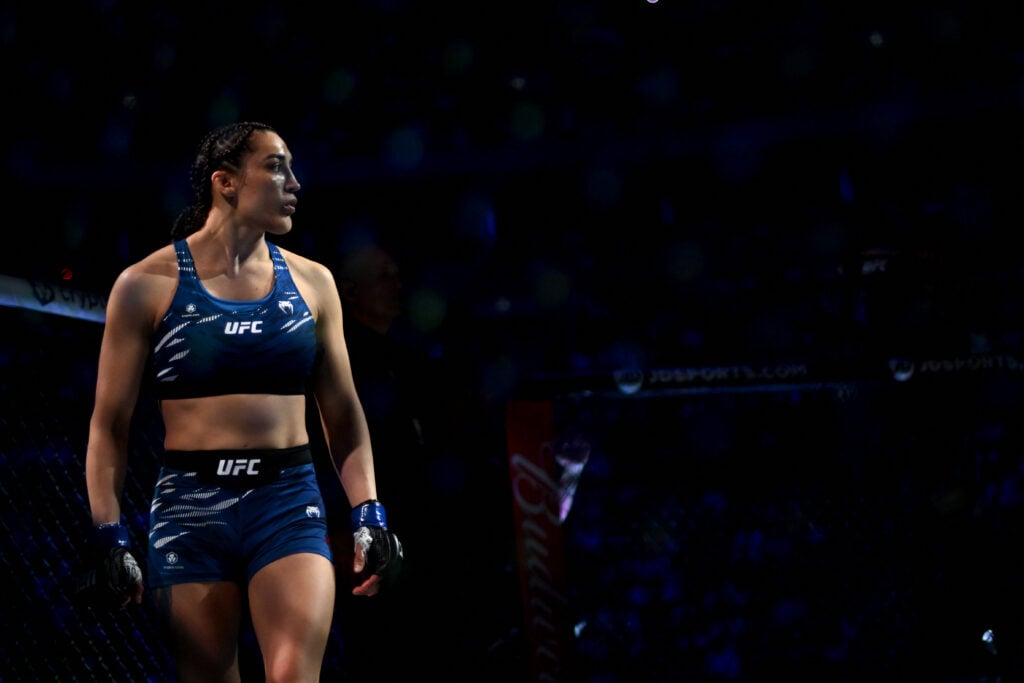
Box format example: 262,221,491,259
212,169,237,199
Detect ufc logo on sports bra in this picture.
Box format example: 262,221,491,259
224,320,263,334
217,459,261,476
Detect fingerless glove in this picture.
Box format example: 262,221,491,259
351,499,403,588
90,522,142,609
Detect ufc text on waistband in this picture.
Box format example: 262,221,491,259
162,445,312,488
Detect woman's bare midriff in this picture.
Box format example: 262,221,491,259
160,394,310,451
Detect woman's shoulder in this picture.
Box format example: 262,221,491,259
109,243,179,299
274,245,342,320
122,243,178,278
275,245,333,284
96,243,180,326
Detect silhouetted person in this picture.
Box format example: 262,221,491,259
312,241,525,680
309,243,448,679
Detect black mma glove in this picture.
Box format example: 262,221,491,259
350,499,403,590
83,522,143,609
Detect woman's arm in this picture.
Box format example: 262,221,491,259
85,266,159,525
305,256,402,594
308,258,378,506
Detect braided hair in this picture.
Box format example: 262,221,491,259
170,121,276,240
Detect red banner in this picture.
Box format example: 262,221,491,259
506,399,573,682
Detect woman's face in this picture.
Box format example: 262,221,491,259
233,130,301,235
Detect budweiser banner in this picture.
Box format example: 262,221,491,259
506,399,573,682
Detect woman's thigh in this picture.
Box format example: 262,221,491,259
248,552,336,679
155,581,244,682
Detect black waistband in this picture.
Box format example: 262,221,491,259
162,444,312,488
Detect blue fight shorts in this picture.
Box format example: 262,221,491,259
147,445,333,588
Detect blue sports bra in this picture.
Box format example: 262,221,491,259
150,239,320,399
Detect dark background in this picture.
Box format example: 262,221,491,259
3,1,1023,377
3,1,1024,681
